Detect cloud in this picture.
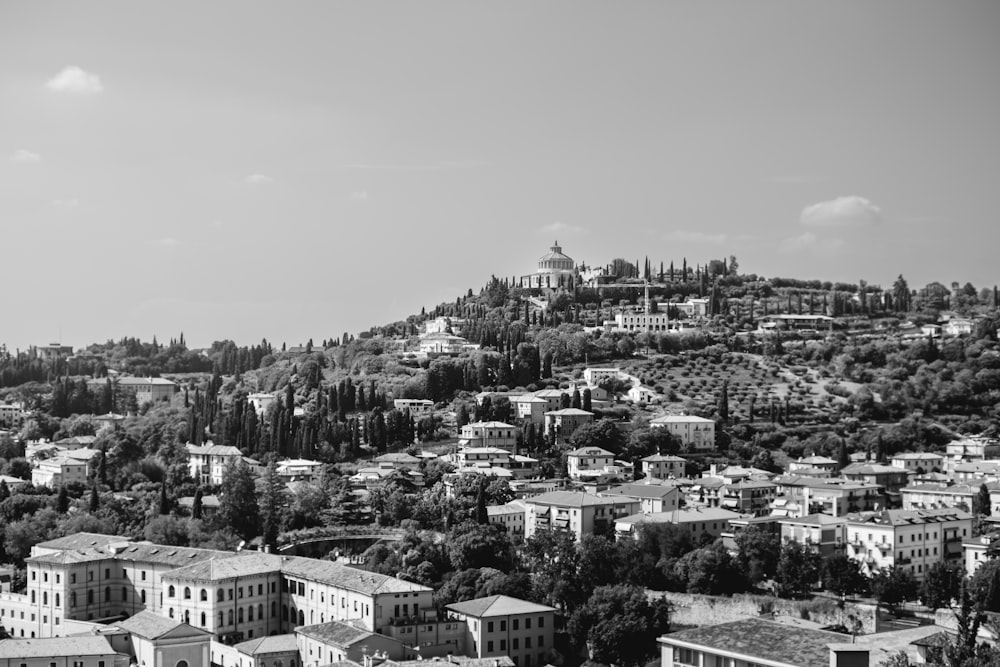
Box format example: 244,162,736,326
340,160,490,171
800,195,881,228
46,66,104,94
765,175,819,185
778,232,845,255
245,173,275,186
350,190,368,201
539,221,585,235
52,198,80,209
663,230,729,244
152,238,180,247
10,149,41,163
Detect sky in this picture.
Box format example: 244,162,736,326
2,1,999,352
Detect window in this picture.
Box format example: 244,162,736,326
525,618,531,630
500,620,507,631
141,590,146,604
71,574,76,584
122,587,128,602
200,612,206,627
169,586,176,597
249,606,254,621
87,590,94,604
70,593,77,607
488,621,494,633
538,616,545,628
513,639,519,650
104,587,111,602
525,637,531,649
200,589,208,601
538,636,544,647
55,594,59,607
105,568,110,578
141,571,146,581
487,641,494,653
500,640,507,651
673,648,697,666
238,608,244,623
56,574,60,584
43,573,48,582
184,587,191,600
218,589,225,602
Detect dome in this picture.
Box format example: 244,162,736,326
537,241,574,273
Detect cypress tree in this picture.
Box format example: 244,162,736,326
191,488,204,520
89,485,100,512
56,485,69,513
159,483,170,515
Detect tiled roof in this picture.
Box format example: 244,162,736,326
447,595,555,618
116,610,193,639
0,636,119,658
600,484,677,500
544,408,593,416
34,532,128,551
643,454,687,462
847,508,973,527
280,557,431,595
566,446,613,457
525,490,627,508
163,552,283,582
651,414,713,423
662,617,847,667
235,633,299,655
296,620,376,647
841,463,908,475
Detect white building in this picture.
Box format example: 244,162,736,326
649,415,715,451
641,454,686,480
521,242,576,290
31,455,88,488
393,399,434,415
459,422,518,452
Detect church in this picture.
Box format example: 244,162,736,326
520,241,576,289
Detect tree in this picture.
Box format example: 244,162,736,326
775,541,821,599
56,486,69,514
89,485,100,512
975,483,991,517
674,542,746,595
191,488,204,520
447,522,513,571
158,483,171,515
568,584,672,667
822,553,866,598
870,567,918,614
717,380,729,423
735,526,780,585
218,459,261,542
259,461,288,550
941,582,1000,666
893,275,911,313
920,560,964,610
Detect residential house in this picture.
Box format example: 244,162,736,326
770,476,886,518
844,508,973,580
721,480,777,517
459,422,518,453
641,454,686,480
187,443,257,486
649,415,715,451
276,459,326,483
510,395,549,425
446,596,555,667
392,399,434,415
247,393,276,416
779,515,847,558
891,452,946,474
583,367,620,386
487,501,527,538
963,532,1000,577
946,437,1000,462
565,447,614,481
787,456,838,474
523,491,639,540
840,463,911,495
31,455,88,488
615,507,742,541
599,483,679,514
0,636,128,667
900,482,978,512
0,402,27,429
116,377,177,406
543,408,594,441
115,610,213,667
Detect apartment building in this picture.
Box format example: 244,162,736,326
523,491,639,540
649,415,715,451
844,509,973,580
459,422,518,453
641,454,686,480
446,596,555,667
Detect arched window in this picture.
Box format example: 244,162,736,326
176,662,189,667
217,589,225,602
183,610,190,624
168,585,175,597
30,592,35,603
183,587,191,600
309,610,314,624
297,610,304,626
200,589,207,602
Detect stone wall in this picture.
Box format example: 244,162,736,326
648,590,880,635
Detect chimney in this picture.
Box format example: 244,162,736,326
828,643,868,667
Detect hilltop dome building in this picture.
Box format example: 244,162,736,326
522,241,576,289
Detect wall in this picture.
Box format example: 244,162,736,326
648,591,879,635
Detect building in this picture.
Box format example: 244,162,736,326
649,415,715,451
542,408,593,440
115,610,213,667
721,480,777,517
565,447,614,480
946,437,1000,462
757,314,834,332
778,515,847,558
487,500,527,538
891,452,946,474
276,458,326,483
900,482,978,512
187,443,255,486
641,454,686,480
446,596,555,667
459,422,518,452
510,395,548,425
31,455,88,488
771,476,886,518
0,636,128,667
844,508,973,580
417,333,476,355
0,402,27,429
392,399,434,415
787,456,838,474
213,634,299,667
599,483,679,514
296,620,415,666
615,507,742,541
247,393,277,416
582,367,620,386
659,617,852,667
523,491,639,540
840,463,911,495
963,532,1000,577
116,377,177,406
613,311,673,333
521,242,575,290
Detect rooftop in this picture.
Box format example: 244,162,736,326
235,633,299,655
447,595,556,618
525,490,630,508
0,636,120,659
660,617,847,667
296,620,376,647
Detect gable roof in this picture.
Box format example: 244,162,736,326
116,610,211,640
524,490,629,508
0,636,120,658
296,620,378,647
446,595,555,618
235,633,299,655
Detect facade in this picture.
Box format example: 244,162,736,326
963,532,1000,577
446,596,555,667
613,311,672,333
213,634,299,667
487,501,527,538
417,333,474,355
615,507,741,541
582,367,620,386
297,620,415,667
542,408,593,440
844,509,973,580
778,515,847,558
721,480,777,517
187,443,251,486
891,452,945,474
392,399,434,415
459,422,518,452
649,415,715,451
771,476,886,518
523,491,639,540
0,402,27,429
642,454,686,480
840,463,911,494
116,377,177,406
565,447,614,480
276,459,326,483
946,437,1000,461
787,456,838,474
31,455,88,488
116,610,213,667
599,483,679,514
900,482,978,511
510,395,548,425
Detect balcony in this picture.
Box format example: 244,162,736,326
896,557,912,565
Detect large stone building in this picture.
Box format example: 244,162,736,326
446,595,556,667
521,242,575,289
